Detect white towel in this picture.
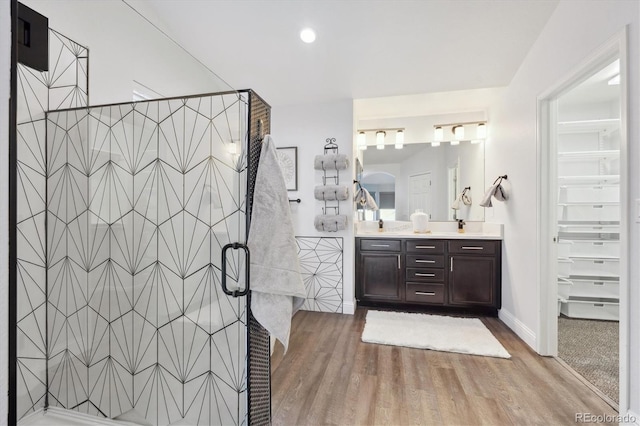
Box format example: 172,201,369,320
354,186,378,210
452,188,472,210
480,182,508,207
314,185,349,201
314,154,349,170
314,214,348,232
247,135,306,352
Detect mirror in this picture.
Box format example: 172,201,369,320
361,141,484,221
357,112,486,222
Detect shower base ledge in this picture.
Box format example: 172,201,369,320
20,407,141,426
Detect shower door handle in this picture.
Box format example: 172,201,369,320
221,243,250,297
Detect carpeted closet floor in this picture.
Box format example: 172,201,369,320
558,316,618,404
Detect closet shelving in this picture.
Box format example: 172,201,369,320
556,118,620,321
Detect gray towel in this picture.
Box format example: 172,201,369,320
314,185,349,201
354,186,378,210
314,214,348,232
480,182,508,207
247,135,306,352
313,154,349,170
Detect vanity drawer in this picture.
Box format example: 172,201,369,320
406,268,445,282
448,240,498,255
406,283,445,304
407,255,445,268
360,239,401,252
406,240,445,254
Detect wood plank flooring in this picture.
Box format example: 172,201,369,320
271,308,617,425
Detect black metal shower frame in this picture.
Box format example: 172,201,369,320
7,5,272,416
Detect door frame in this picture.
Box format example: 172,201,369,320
536,28,629,411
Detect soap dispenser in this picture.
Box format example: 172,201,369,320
457,219,466,233
378,219,384,232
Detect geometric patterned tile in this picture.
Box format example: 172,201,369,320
296,237,344,313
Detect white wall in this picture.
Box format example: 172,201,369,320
487,0,639,415
22,0,227,105
271,99,356,313
0,1,10,422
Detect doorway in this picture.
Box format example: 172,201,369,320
408,172,432,220
538,31,628,410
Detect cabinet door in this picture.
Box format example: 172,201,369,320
449,255,496,307
358,253,402,301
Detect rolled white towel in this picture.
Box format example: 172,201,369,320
314,185,349,201
314,214,348,232
313,154,350,170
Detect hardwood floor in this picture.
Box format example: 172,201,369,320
271,308,617,425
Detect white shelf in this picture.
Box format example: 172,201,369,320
558,150,619,160
557,118,620,134
558,201,618,206
558,175,619,185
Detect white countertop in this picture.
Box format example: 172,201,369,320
355,221,503,240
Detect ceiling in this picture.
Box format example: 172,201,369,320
133,0,559,107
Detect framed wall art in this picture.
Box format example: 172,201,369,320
277,146,298,191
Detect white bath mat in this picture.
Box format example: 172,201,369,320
362,310,511,359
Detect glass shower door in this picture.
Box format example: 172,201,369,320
45,92,252,425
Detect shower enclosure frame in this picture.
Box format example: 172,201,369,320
8,3,272,416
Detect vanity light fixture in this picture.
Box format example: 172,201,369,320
453,125,465,140
477,122,487,139
434,126,444,141
395,130,404,149
357,131,367,150
376,131,386,150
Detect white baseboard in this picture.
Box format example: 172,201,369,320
498,308,537,351
343,300,356,315
621,409,640,425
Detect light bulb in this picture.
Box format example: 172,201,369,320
357,131,366,148
300,28,316,43
453,125,464,140
395,130,404,149
477,123,487,139
376,131,386,150
434,126,443,141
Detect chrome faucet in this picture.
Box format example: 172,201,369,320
457,219,466,233
378,219,384,232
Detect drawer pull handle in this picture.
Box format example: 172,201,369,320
416,273,435,277
416,245,436,249
593,205,604,209
450,257,454,271
371,244,390,247
461,246,484,250
415,259,436,264
416,291,436,296
594,303,604,307
593,242,604,246
397,254,401,269
594,260,604,264
594,282,605,286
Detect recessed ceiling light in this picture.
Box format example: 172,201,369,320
300,28,316,43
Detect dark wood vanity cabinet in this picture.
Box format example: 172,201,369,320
356,237,501,313
448,240,501,308
356,239,403,302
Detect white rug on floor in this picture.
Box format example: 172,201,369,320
362,310,511,359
